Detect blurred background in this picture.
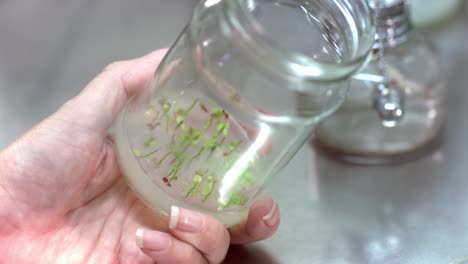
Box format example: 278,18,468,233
0,0,196,148
2,0,468,263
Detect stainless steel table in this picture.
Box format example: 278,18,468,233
2,1,468,263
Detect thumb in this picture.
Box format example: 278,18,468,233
57,49,168,133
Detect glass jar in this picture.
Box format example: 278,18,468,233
314,0,447,165
114,0,375,227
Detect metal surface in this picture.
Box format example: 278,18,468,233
2,1,468,263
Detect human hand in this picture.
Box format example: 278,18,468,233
0,49,280,264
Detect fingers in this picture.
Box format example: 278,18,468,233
136,206,231,264
228,196,280,245
136,201,279,263
168,206,230,264
136,228,207,264
56,49,168,132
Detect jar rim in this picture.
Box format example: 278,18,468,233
221,0,376,82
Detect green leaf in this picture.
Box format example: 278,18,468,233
188,128,202,146
185,99,199,114
163,102,171,113
228,140,242,152
222,123,230,138
229,192,247,206
173,151,185,163
200,103,209,113
144,137,158,147
191,147,205,161
186,181,200,198
179,134,189,144
218,136,226,147
132,148,142,157
175,115,184,127
194,174,203,183
211,108,224,119
140,148,161,158
154,152,170,167
216,122,225,131
241,170,256,187
204,139,218,149
204,117,214,129
202,176,216,201
201,183,213,196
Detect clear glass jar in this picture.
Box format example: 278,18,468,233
114,0,375,226
314,0,447,165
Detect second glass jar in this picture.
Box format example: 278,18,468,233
314,0,447,165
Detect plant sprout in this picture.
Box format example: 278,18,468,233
186,172,203,198
144,137,158,147
136,97,256,203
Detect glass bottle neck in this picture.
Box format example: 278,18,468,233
375,1,413,48
192,0,376,82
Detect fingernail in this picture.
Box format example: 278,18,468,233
262,202,278,227
169,206,203,232
135,228,170,252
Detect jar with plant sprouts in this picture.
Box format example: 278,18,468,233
114,0,376,227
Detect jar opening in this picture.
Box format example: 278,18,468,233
224,0,376,81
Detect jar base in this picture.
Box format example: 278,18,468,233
113,110,250,228
310,130,444,166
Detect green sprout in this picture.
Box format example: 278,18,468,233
221,191,248,209
168,151,185,183
144,137,158,148
213,122,227,138
191,138,217,160
201,174,216,202
240,169,256,188
185,171,216,201
229,192,247,206
144,106,160,129
188,127,202,145
161,100,172,130
154,152,171,167
133,147,160,158
141,148,161,158
132,148,142,157
205,118,214,130
180,127,202,148
211,108,224,119
222,122,229,138
176,99,199,117
215,122,230,147
204,138,219,154
140,98,246,193
186,173,203,198
227,140,242,153
205,108,224,129
175,115,185,130
200,103,209,113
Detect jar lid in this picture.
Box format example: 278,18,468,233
372,0,414,47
